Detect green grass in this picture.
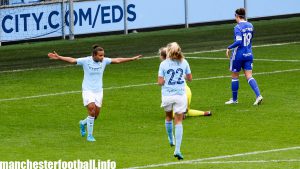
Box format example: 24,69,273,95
0,17,300,70
0,17,300,169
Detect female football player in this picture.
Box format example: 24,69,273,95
158,42,192,160
48,45,141,142
159,47,211,118
225,8,263,105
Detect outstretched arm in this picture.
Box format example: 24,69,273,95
48,51,77,64
111,55,142,64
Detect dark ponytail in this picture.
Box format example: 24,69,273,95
235,8,246,19
92,44,104,56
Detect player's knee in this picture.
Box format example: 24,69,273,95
166,116,172,121
246,75,253,81
232,73,239,79
165,111,173,121
88,106,94,113
89,111,96,117
87,105,96,117
95,111,100,119
174,113,184,122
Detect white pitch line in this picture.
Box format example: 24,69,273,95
186,56,300,62
252,41,300,48
1,41,299,74
0,83,155,102
184,41,300,55
193,68,300,81
192,159,300,165
0,68,300,103
0,90,81,102
0,65,73,74
142,41,300,59
122,146,300,169
254,58,300,62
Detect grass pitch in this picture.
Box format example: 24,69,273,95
0,17,299,169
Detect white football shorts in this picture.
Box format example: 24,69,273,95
82,90,103,107
161,94,187,114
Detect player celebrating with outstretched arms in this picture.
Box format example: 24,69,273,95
158,42,192,160
48,45,141,142
225,8,263,105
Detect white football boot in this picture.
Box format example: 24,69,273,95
253,95,263,106
225,98,238,105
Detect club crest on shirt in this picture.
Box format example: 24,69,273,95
88,63,102,72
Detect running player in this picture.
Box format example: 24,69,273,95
158,42,192,160
48,45,141,142
225,8,263,105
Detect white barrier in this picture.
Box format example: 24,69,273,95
1,0,300,42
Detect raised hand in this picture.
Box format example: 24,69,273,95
133,55,142,60
48,51,60,60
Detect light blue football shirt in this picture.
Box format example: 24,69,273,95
76,56,112,92
158,58,191,96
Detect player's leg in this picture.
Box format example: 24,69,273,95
225,72,240,104
244,62,263,105
187,109,211,116
79,91,92,137
80,107,97,139
184,85,212,116
94,91,103,120
174,113,184,160
86,103,96,141
185,84,192,111
94,106,101,120
162,96,175,146
80,91,100,141
165,111,175,146
173,95,187,160
231,72,240,102
184,84,191,118
86,91,103,141
226,59,240,104
79,119,87,137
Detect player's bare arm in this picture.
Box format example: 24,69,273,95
226,49,231,59
111,55,142,64
48,51,77,64
158,76,165,86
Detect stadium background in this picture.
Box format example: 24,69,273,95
1,0,300,43
0,1,300,169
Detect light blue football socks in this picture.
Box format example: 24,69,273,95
81,118,87,125
174,124,183,154
165,120,174,146
87,116,96,142
79,120,86,137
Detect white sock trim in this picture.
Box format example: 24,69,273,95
248,77,254,83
